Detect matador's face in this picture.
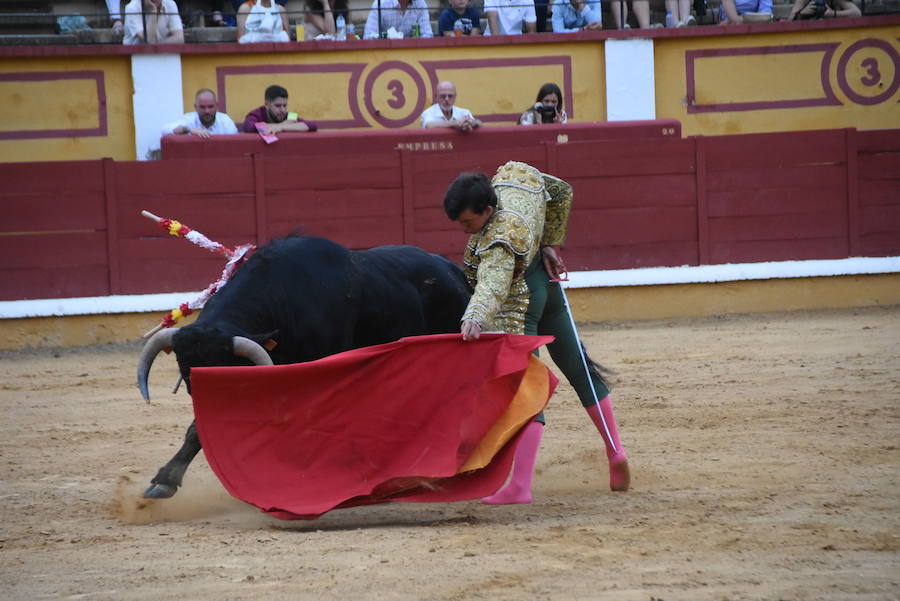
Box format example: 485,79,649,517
455,206,494,235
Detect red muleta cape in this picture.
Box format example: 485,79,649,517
190,333,556,520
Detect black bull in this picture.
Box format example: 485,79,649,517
137,236,471,499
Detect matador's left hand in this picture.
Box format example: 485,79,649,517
542,246,567,281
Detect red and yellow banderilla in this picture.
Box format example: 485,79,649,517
141,210,255,338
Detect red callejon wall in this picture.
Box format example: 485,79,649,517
1,123,898,302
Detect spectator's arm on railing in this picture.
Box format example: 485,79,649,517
236,2,251,38
363,0,381,39
484,1,500,34
524,0,537,32
416,0,434,37
279,4,290,34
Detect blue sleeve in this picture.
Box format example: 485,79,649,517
468,6,482,29
584,0,602,23
758,0,773,12
551,0,576,32
438,9,454,34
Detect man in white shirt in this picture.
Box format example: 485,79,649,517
420,81,482,131
484,0,537,35
164,89,238,139
124,0,184,45
363,0,433,39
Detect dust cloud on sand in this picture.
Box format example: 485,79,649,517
1,306,898,601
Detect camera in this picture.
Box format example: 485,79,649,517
537,104,558,124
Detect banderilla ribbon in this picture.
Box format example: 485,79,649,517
141,211,255,338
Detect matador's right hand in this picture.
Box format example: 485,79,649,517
461,319,482,341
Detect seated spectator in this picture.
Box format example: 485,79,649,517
665,0,697,25
106,0,124,34
608,0,651,29
551,0,602,32
786,0,860,19
484,0,536,34
518,82,568,125
304,0,349,38
420,81,482,131
438,0,483,35
719,0,772,23
243,85,318,133
237,0,290,43
194,1,226,26
163,89,238,139
363,0,433,39
231,0,284,9
123,0,184,45
209,1,226,26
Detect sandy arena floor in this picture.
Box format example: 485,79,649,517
1,306,898,601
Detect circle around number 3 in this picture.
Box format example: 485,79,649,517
363,61,427,128
836,38,900,106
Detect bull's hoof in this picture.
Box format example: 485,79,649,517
143,483,178,499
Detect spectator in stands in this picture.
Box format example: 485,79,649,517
551,0,602,31
237,0,290,42
719,0,772,23
243,85,319,133
484,0,537,35
163,89,238,139
665,0,697,25
210,1,226,26
438,0,483,35
106,0,124,34
363,0,433,39
518,82,568,125
786,0,860,19
420,81,482,131
123,0,184,45
608,0,651,29
303,0,349,38
182,1,229,26
231,0,284,9
534,0,550,32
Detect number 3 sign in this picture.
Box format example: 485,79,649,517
837,38,900,106
363,61,428,127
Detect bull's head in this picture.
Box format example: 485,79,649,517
136,325,274,402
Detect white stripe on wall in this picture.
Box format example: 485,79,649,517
605,37,656,121
131,53,183,160
2,257,898,319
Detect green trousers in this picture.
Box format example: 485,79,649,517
525,258,610,424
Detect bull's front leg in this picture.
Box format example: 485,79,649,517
144,421,202,499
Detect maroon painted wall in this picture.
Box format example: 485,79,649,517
1,125,898,302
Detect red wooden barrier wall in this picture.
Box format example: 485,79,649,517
1,125,898,302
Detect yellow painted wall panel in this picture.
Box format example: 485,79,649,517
1,20,895,163
655,25,900,137
180,42,605,130
0,79,100,131
693,53,828,104
0,56,134,162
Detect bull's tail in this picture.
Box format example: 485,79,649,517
582,342,614,391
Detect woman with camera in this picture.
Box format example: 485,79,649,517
517,82,568,125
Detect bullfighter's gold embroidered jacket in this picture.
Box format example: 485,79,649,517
461,161,573,333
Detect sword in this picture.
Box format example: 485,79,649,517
551,269,618,454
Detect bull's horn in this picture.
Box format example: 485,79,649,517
137,328,177,402
232,336,273,366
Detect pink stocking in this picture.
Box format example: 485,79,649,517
586,396,630,491
482,421,544,505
